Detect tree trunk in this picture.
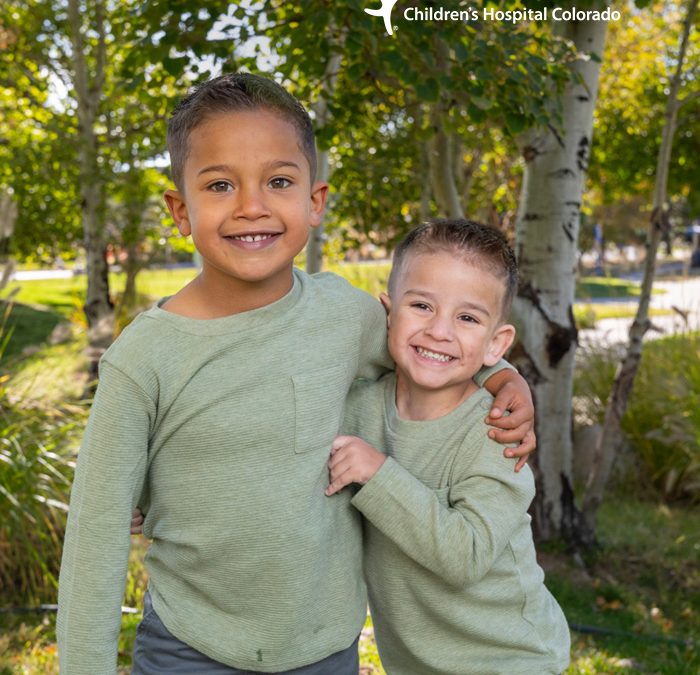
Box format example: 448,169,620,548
306,32,344,275
427,37,464,219
0,190,17,291
510,18,608,543
419,141,432,222
428,102,464,219
119,242,141,313
581,0,698,543
67,0,113,375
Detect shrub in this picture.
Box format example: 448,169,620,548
0,392,84,604
574,333,700,501
0,295,85,603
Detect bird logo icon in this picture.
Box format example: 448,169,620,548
364,0,399,36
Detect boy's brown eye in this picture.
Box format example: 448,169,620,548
210,181,231,192
269,177,291,189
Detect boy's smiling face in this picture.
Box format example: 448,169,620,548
382,250,515,409
165,110,327,298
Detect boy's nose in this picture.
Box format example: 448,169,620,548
425,315,454,341
234,185,271,220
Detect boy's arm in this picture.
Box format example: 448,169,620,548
343,435,535,588
475,361,536,469
57,361,152,674
355,293,393,380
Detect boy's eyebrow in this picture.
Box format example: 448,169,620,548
197,160,302,177
404,289,491,317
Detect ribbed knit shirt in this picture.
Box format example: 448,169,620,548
56,269,391,674
345,374,571,675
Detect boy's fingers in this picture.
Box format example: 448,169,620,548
514,456,529,472
488,421,531,444
329,457,355,483
325,468,354,496
484,412,518,430
328,447,350,471
331,435,354,451
502,404,530,428
503,430,537,460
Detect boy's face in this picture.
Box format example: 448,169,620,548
381,250,515,398
164,110,327,293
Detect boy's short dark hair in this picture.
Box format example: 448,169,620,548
388,218,518,320
167,73,317,191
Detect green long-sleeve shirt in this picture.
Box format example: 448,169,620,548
345,374,570,675
57,269,391,674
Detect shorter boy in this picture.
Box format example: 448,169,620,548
326,219,570,674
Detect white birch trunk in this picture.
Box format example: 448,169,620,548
581,0,698,541
511,19,608,541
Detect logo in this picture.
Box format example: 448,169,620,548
364,0,399,36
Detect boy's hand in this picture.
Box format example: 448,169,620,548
130,507,145,535
325,435,386,496
483,369,536,472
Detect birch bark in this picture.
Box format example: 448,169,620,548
511,18,608,541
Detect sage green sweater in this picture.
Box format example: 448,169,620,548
57,269,391,674
345,374,570,675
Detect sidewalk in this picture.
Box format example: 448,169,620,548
579,276,700,346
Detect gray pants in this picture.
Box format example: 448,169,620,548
132,592,360,675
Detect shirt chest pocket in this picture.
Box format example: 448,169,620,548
292,365,349,454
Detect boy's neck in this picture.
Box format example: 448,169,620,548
163,266,296,318
394,373,479,421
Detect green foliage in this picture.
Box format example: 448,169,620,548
0,387,84,604
575,332,700,501
588,0,700,237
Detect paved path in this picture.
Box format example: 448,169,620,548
579,276,700,347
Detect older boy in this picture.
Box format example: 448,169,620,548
57,75,533,674
327,220,570,674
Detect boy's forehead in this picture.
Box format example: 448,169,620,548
396,250,506,300
186,109,312,172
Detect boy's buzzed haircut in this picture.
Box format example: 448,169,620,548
167,73,317,191
389,218,518,319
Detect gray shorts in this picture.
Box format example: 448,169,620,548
132,592,360,674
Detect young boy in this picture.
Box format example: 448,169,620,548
57,75,534,674
326,220,570,674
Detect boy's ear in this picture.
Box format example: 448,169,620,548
309,181,329,228
164,189,191,236
379,293,392,327
483,324,516,367
379,293,391,315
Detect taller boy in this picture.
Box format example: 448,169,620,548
57,73,533,674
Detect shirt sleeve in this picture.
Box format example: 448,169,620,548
57,360,154,675
355,292,393,381
350,434,535,588
473,358,516,388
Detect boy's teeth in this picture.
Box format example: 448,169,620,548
416,347,452,362
233,234,272,242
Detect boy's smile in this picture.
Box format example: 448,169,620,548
382,251,515,418
164,110,327,311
